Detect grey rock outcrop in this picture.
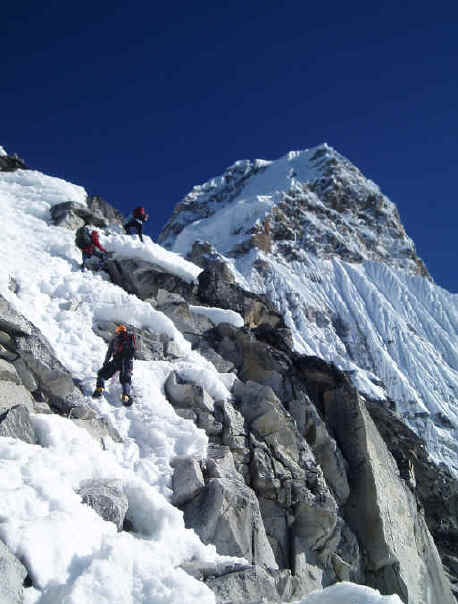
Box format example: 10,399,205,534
86,195,124,225
367,399,458,593
0,294,75,407
323,380,454,604
0,152,27,172
50,201,109,230
78,479,128,531
104,256,196,301
183,475,278,569
0,539,28,604
171,456,205,506
198,267,284,329
0,404,37,444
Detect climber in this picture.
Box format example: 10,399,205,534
75,224,108,272
123,206,148,242
92,324,136,406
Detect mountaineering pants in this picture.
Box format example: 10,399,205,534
82,249,105,271
96,356,133,396
124,219,143,242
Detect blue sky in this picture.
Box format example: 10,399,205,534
2,1,457,292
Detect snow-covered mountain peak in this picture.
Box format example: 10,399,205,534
160,146,457,476
159,145,429,280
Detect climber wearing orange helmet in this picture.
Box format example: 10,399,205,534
92,324,137,406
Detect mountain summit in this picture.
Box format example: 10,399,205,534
159,144,429,278
159,145,458,475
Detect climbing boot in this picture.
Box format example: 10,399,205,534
92,387,104,399
121,394,133,407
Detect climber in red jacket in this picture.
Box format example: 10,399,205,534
78,228,108,272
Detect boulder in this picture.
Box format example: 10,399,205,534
0,295,76,405
0,405,36,444
205,565,279,603
49,201,109,229
78,479,128,531
0,358,21,383
165,372,214,412
193,340,235,373
183,476,278,570
12,358,38,392
197,266,285,329
0,539,27,604
205,444,240,480
0,379,34,413
157,300,213,345
104,257,196,301
171,456,205,506
208,324,289,397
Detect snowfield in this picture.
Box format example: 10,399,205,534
0,168,236,603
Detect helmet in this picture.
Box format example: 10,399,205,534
115,324,127,334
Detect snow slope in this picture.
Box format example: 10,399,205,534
0,168,239,603
161,146,458,475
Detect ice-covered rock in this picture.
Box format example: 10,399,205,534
77,479,128,532
0,539,27,604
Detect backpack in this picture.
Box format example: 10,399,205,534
115,332,137,359
133,206,147,220
75,226,93,250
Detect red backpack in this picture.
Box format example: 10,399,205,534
133,206,146,219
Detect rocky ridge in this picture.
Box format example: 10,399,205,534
0,153,456,603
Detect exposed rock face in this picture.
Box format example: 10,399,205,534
159,159,270,248
50,196,124,230
0,153,27,172
0,294,75,408
0,405,37,444
1,179,454,603
86,195,124,225
198,267,285,329
162,288,455,602
159,145,429,278
104,257,197,301
323,380,454,603
171,456,205,506
50,201,109,230
77,479,128,531
366,399,458,592
0,539,27,604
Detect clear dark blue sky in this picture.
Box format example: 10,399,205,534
2,1,457,292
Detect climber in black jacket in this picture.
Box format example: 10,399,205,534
123,206,148,242
92,324,136,406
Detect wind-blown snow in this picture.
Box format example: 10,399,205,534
0,169,238,603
